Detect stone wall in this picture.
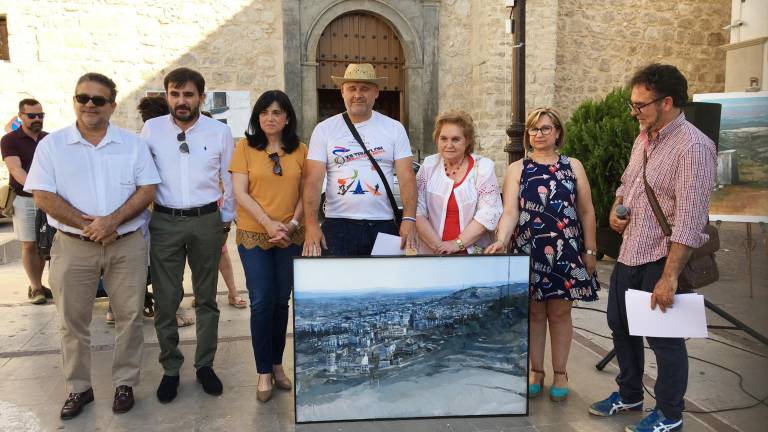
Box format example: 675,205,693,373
438,0,513,176
0,0,284,133
554,0,731,116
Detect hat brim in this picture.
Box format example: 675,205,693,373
331,76,388,87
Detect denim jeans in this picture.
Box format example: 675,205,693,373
237,243,301,374
322,218,398,256
607,258,688,420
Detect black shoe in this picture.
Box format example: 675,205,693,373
112,385,134,413
60,388,94,419
196,366,223,396
156,375,180,403
43,286,53,299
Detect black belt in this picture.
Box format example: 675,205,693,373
324,217,395,226
154,201,218,217
61,229,138,243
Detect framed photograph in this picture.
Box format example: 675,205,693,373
292,255,530,423
692,91,768,219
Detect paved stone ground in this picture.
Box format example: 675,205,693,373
0,221,765,431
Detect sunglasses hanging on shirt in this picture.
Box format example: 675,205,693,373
177,131,189,154
268,152,282,176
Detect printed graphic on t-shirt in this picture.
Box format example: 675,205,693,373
331,143,385,198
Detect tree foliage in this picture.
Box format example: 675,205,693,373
561,87,639,227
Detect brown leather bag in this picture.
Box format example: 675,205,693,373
643,151,719,289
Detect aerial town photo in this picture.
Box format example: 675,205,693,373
293,255,530,423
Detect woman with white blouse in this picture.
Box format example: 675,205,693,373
415,110,502,254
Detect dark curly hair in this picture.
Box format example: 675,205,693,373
629,63,688,108
244,90,300,154
136,96,169,123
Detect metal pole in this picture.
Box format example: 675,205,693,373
505,1,526,165
746,222,754,298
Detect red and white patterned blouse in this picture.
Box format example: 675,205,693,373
616,113,717,266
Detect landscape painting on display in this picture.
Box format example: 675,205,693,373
293,255,530,423
692,91,768,217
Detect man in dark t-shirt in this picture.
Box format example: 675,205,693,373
1,98,49,304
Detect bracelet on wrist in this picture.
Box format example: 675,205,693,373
401,216,416,223
289,219,300,230
584,249,597,256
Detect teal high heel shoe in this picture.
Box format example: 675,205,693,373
549,370,569,402
528,369,545,398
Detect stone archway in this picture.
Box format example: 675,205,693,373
283,0,439,157
315,12,406,125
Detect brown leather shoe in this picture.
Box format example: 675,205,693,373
257,387,273,402
272,374,292,391
60,388,94,419
112,385,135,413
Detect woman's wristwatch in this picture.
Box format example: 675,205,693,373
289,219,300,231
455,237,466,251
584,249,597,256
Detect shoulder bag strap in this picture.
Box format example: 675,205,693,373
642,150,673,237
342,112,401,222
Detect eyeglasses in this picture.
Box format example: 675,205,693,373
74,94,111,107
527,125,556,136
628,96,666,114
177,131,189,154
23,112,45,120
268,152,282,176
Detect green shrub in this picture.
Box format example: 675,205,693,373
561,87,638,227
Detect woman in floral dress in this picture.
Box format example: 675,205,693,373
487,107,599,402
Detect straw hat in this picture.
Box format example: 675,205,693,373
331,63,388,87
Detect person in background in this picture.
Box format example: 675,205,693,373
230,90,306,402
415,110,502,254
1,98,50,304
487,106,599,403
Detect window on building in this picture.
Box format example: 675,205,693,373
0,16,9,60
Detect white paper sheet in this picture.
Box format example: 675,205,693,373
371,233,405,256
625,289,708,338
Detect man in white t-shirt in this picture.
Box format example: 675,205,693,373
303,63,417,256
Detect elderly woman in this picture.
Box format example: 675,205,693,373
486,107,599,402
416,110,502,254
229,90,307,403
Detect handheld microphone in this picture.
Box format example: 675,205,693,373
615,204,630,220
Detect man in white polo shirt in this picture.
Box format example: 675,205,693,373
141,67,234,403
25,73,160,419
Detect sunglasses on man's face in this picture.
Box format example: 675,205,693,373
177,131,189,154
74,94,111,107
23,112,45,120
268,152,282,176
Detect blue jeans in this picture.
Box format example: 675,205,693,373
322,218,398,256
607,258,688,420
237,243,301,374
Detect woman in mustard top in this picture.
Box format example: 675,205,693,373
229,90,307,403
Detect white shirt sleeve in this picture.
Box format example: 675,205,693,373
416,163,429,218
393,122,413,160
307,123,328,162
219,128,236,222
134,139,161,186
23,138,56,194
472,158,503,231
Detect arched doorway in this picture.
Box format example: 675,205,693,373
315,12,406,126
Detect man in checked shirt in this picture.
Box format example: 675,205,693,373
588,64,716,432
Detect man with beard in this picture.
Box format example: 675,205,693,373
24,73,160,418
589,64,716,432
1,99,50,304
141,67,235,403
